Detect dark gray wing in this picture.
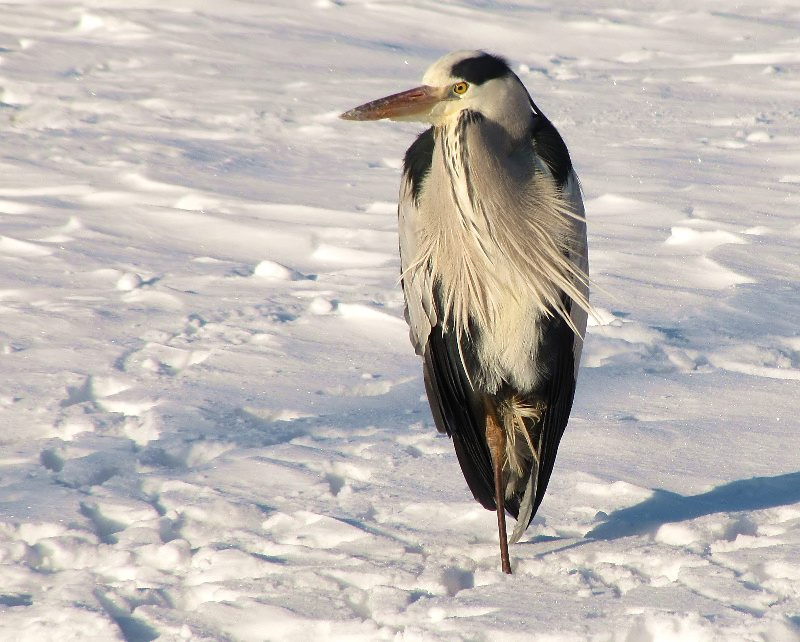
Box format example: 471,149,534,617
512,166,588,537
422,323,499,512
399,128,436,357
531,305,580,516
398,128,501,513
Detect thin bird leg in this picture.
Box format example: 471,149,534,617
484,400,511,574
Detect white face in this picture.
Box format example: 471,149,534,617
420,51,527,129
340,50,531,135
421,50,486,124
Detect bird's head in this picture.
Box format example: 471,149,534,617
341,50,531,131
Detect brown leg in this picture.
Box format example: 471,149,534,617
485,404,511,574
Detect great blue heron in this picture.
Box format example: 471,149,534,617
341,51,590,574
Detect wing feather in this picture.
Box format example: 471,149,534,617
400,128,504,514
531,310,579,518
423,324,498,512
510,167,587,537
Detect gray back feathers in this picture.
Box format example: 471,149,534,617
400,108,590,393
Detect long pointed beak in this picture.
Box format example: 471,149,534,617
340,85,446,122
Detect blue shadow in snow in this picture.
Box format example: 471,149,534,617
586,471,800,541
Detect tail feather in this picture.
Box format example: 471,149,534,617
508,464,537,544
499,399,544,544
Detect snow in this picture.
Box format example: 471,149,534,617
0,0,799,640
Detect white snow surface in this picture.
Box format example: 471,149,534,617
1,1,799,640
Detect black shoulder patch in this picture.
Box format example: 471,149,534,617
451,52,510,85
529,99,573,188
403,127,435,205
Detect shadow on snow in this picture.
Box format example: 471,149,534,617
586,470,800,541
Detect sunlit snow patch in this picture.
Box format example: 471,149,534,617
253,260,303,281
664,226,747,252
0,236,52,257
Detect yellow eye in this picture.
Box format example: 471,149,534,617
452,82,469,95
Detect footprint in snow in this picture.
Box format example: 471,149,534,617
124,342,211,376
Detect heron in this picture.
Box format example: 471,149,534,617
341,51,590,574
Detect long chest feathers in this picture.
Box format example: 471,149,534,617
413,118,588,392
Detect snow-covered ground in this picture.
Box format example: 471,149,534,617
1,1,799,639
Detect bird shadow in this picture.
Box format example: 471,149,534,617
585,470,800,541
